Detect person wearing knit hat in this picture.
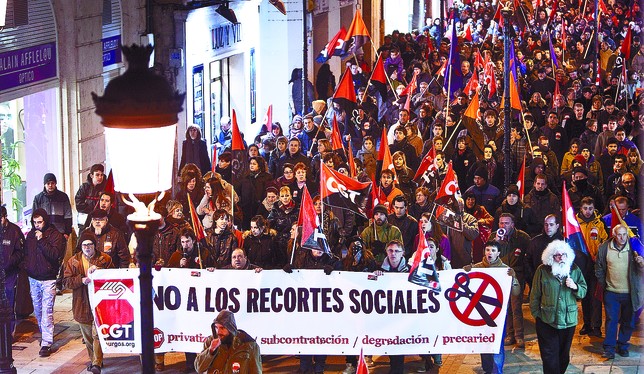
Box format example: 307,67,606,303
33,172,73,236
63,229,112,373
359,204,403,263
43,173,57,184
465,165,501,218
80,207,131,269
195,310,262,373
506,184,520,197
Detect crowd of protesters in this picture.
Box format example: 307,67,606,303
3,0,643,373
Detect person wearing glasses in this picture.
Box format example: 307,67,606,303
63,231,112,374
373,240,409,374
530,240,587,374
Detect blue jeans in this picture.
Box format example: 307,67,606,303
28,278,57,346
603,291,635,353
481,323,505,374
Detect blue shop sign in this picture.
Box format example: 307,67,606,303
0,42,57,92
102,35,122,67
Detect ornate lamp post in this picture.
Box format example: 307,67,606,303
501,5,513,188
92,45,184,373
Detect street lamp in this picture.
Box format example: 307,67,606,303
92,45,184,373
501,4,513,189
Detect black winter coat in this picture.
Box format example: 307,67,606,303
0,221,24,276
24,225,65,280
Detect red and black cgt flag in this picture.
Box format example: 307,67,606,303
320,163,371,218
231,109,248,179
370,53,388,98
299,186,331,254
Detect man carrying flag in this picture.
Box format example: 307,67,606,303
576,196,607,337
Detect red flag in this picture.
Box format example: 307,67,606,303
484,62,497,98
321,163,372,217
610,203,621,231
435,162,461,206
561,20,567,51
231,109,248,178
330,114,344,151
548,0,559,24
262,105,273,134
474,50,485,70
231,109,245,151
598,0,609,14
493,3,503,27
347,141,356,178
357,348,369,374
334,70,357,105
368,179,386,217
409,220,429,274
516,155,526,200
413,146,436,182
380,138,396,181
400,71,418,97
188,193,206,242
299,186,331,253
370,53,387,97
342,11,371,55
463,68,480,96
621,27,632,59
104,170,115,197
461,23,473,42
437,59,447,77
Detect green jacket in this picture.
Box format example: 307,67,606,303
530,263,587,329
361,223,403,263
194,331,262,374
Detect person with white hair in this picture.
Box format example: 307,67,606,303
530,240,587,374
595,224,644,359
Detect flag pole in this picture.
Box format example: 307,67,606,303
290,234,297,265
370,44,400,100
309,68,354,155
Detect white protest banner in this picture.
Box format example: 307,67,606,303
89,268,511,355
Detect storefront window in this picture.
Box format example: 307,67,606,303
1,87,60,228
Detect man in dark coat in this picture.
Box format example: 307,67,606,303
24,208,66,357
74,164,107,222
0,205,24,333
32,173,73,237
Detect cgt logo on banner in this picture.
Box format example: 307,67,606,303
91,277,140,351
89,268,511,355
